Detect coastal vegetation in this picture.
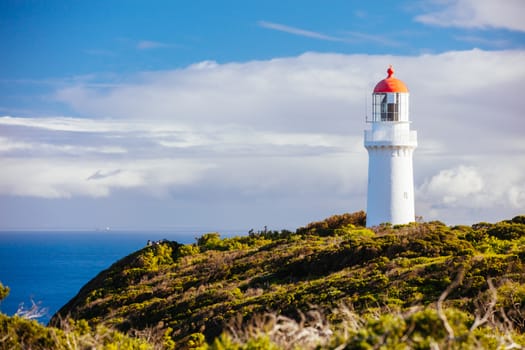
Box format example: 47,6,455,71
0,282,155,349
1,211,525,349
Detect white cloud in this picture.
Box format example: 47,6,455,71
415,0,525,32
508,185,525,209
0,157,213,199
258,21,344,42
0,115,359,200
0,136,33,152
417,163,525,222
2,49,525,225
418,166,484,205
0,116,128,133
51,49,525,153
53,54,367,134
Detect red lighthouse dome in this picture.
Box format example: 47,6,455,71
373,66,408,93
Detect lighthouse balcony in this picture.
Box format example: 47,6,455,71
364,129,417,147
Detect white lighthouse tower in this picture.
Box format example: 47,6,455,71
364,66,417,227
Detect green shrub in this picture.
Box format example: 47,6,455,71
139,243,175,270
187,332,207,349
0,282,9,303
487,222,525,240
198,233,223,249
0,313,154,350
180,244,202,256
511,215,525,224
296,212,367,236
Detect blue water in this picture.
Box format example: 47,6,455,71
0,230,232,325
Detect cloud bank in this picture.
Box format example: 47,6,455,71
416,0,525,32
1,49,524,227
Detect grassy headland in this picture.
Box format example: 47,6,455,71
2,212,525,349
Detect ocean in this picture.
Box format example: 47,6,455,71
0,229,238,325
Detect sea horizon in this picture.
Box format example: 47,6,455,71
0,228,251,325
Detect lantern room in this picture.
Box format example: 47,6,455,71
368,66,409,123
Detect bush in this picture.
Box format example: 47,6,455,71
296,212,367,236
487,222,525,241
511,216,525,225
0,282,9,303
0,313,154,350
198,233,223,249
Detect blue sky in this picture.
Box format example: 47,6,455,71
2,1,523,83
0,0,524,230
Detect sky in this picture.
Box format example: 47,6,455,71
0,0,524,231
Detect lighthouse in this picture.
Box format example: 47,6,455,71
364,66,417,227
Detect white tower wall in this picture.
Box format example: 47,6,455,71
365,110,417,226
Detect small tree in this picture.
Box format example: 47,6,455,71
197,232,222,250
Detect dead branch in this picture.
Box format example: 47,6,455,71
470,278,497,331
437,267,465,342
15,299,48,320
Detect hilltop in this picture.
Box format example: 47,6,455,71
2,212,525,349
49,211,525,349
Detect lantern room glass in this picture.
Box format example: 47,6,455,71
371,92,409,122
